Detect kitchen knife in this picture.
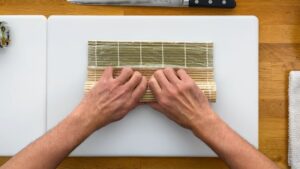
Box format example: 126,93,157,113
67,0,236,8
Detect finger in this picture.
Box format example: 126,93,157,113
153,69,170,88
148,75,161,97
101,66,113,80
132,76,147,100
139,102,147,106
177,69,192,82
124,71,142,90
115,67,134,84
163,68,181,84
149,102,165,113
149,103,176,122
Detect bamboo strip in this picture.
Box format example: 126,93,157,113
85,41,217,102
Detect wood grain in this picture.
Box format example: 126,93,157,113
1,0,299,168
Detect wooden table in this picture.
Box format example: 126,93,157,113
0,0,299,168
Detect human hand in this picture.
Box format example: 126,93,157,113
148,68,216,132
76,67,147,131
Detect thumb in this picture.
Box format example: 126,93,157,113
148,102,165,113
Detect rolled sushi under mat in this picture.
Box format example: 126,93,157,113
85,41,217,102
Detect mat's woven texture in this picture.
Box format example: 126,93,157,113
85,41,216,102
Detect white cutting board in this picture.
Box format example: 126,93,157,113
47,16,258,157
0,16,47,155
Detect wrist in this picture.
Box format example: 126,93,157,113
190,110,225,143
70,104,105,133
43,107,99,153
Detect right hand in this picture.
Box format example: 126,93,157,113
76,67,147,131
148,68,281,169
148,68,217,132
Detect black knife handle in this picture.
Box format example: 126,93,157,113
189,0,236,8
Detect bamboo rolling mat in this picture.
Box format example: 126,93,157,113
85,41,216,102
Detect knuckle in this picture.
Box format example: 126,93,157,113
154,69,163,76
100,79,112,88
134,71,142,79
149,76,156,84
178,68,186,74
176,69,183,75
163,67,172,74
135,71,142,76
124,67,134,74
100,77,109,84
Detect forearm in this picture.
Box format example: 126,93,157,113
192,113,279,169
1,67,146,169
1,106,96,169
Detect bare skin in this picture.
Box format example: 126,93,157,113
0,67,147,169
0,67,279,169
148,68,279,169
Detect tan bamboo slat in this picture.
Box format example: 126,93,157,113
85,41,216,102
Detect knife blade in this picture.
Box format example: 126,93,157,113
67,0,236,8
